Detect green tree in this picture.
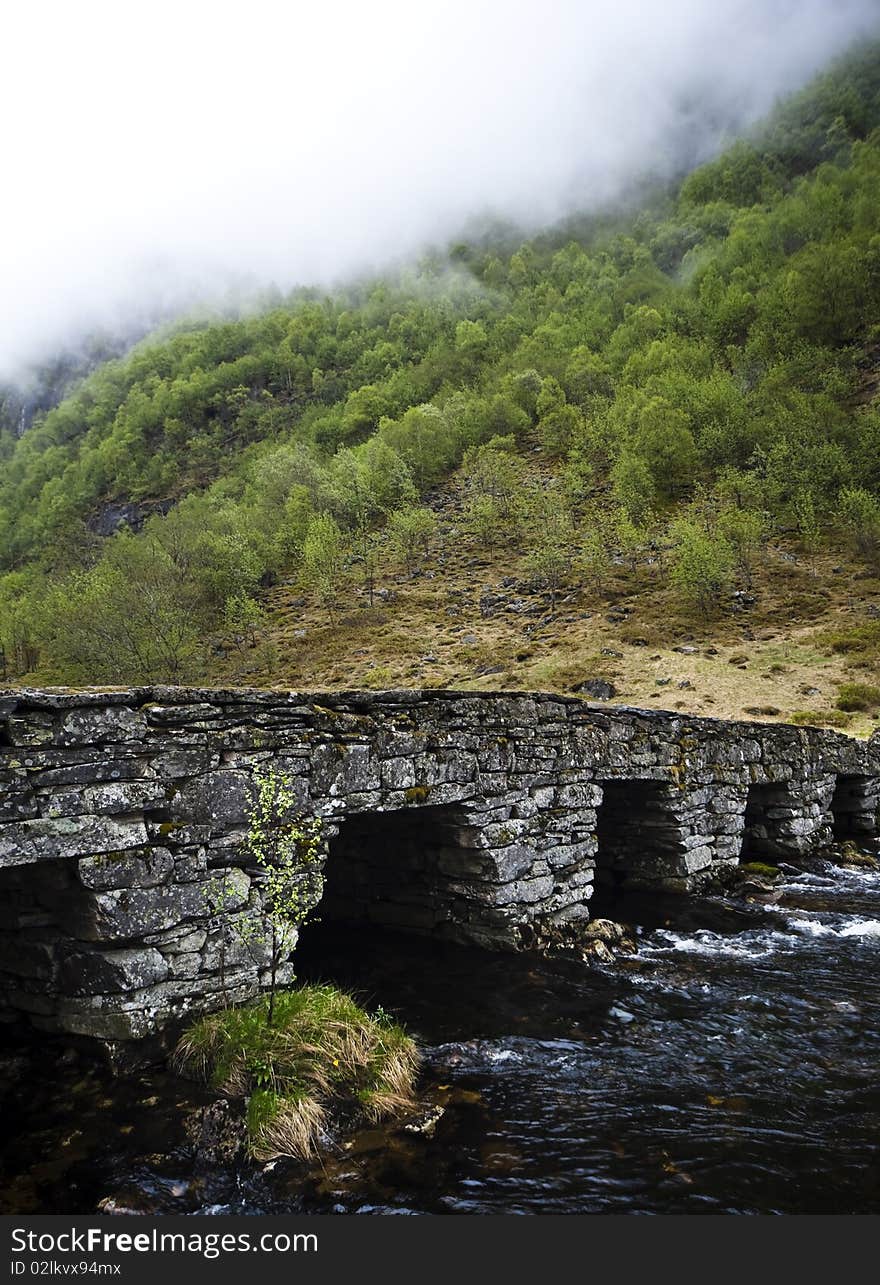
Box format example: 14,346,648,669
326,443,413,598
579,527,611,592
524,502,575,607
792,488,822,552
244,767,324,1027
612,509,647,572
669,518,735,615
39,532,201,683
302,514,345,621
525,542,570,607
611,451,656,522
717,506,766,587
224,593,264,652
632,398,699,498
839,486,880,566
386,506,438,575
461,438,525,519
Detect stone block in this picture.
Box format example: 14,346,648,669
60,947,169,994
85,869,251,941
170,771,254,828
78,847,174,891
0,814,149,866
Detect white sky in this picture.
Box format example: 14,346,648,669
1,0,878,376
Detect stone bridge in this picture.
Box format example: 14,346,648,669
1,687,878,1055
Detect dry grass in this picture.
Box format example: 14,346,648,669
203,460,880,739
174,985,420,1160
247,1089,329,1162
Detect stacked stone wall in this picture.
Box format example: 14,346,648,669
0,687,877,1051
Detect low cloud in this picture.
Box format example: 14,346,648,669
1,0,878,377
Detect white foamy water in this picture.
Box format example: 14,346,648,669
647,927,790,960
645,907,880,960
787,914,880,939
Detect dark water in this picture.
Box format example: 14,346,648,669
2,855,880,1215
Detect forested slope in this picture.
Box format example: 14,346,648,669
2,43,880,728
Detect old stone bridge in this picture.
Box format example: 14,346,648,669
1,687,878,1054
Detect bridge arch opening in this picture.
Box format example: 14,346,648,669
0,860,71,1033
593,779,686,896
312,802,493,942
829,774,878,840
741,782,797,860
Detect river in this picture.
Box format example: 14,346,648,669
2,853,879,1215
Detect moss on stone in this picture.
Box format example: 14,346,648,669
738,861,781,881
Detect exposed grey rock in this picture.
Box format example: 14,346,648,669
576,679,616,700
79,847,174,891
60,947,169,994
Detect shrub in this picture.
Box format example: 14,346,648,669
839,486,880,566
301,513,345,621
386,505,438,575
789,708,851,728
835,682,880,712
669,518,735,615
823,620,880,656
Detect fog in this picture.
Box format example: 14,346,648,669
2,0,878,379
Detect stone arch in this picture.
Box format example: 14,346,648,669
0,859,67,1031
315,801,545,950
594,778,691,893
829,774,879,840
741,782,797,859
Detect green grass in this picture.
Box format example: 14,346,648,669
174,985,420,1161
823,620,880,657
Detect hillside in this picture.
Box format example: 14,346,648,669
198,443,880,736
3,43,880,733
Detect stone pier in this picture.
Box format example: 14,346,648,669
0,687,877,1055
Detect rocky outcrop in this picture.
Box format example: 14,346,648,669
0,687,877,1055
86,499,174,537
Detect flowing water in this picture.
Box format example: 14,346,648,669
2,854,879,1215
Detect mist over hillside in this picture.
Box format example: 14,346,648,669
2,0,878,380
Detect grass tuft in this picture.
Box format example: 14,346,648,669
174,984,420,1160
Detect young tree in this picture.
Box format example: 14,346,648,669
301,514,345,622
525,543,571,608
669,518,734,615
462,494,504,547
717,506,766,588
458,438,532,548
353,530,383,608
244,767,324,1028
386,505,438,576
792,488,822,553
611,451,656,523
839,486,880,567
524,502,575,607
579,527,611,592
223,593,264,652
612,509,646,573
